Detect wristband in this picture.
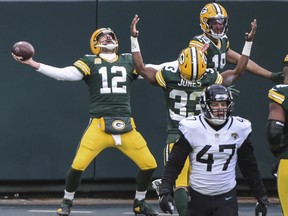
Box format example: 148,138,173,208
242,41,253,56
131,36,140,52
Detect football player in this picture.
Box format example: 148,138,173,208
12,28,159,216
130,14,259,216
159,84,269,216
189,2,283,83
266,54,288,216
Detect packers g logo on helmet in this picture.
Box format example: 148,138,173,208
200,3,229,39
90,28,119,55
178,47,207,81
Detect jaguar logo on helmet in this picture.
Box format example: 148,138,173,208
112,120,126,131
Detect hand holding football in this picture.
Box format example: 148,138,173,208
11,41,35,61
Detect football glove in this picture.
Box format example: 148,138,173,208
159,193,174,215
255,195,269,216
270,71,284,84
227,85,240,97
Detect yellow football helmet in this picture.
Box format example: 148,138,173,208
200,3,229,39
284,54,288,65
90,28,118,55
178,46,207,81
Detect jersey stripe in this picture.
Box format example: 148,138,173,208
268,89,285,104
189,40,204,49
215,73,223,84
74,60,90,75
156,71,166,88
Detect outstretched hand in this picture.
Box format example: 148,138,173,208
130,14,140,38
12,53,33,65
11,53,40,69
245,19,257,41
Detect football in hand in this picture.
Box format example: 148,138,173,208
11,41,35,61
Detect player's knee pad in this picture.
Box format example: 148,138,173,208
266,120,284,156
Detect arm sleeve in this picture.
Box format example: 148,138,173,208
237,135,267,199
159,135,192,195
36,63,83,81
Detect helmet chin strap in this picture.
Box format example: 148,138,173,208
97,44,118,50
206,117,226,126
210,29,225,40
205,109,227,125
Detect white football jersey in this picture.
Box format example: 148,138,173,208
179,114,252,195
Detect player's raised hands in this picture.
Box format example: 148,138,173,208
245,19,257,41
130,14,140,38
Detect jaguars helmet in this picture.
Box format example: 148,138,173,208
90,28,119,55
200,84,234,125
178,46,207,81
200,3,229,40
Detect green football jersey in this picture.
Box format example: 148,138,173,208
73,53,138,118
156,64,222,143
268,84,288,158
189,34,230,72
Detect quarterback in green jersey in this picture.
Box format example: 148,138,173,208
12,28,159,216
266,54,288,216
130,14,256,216
189,2,283,83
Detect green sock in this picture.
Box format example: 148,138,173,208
174,188,188,216
65,168,83,192
135,169,155,191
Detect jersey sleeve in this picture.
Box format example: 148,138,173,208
73,55,94,77
155,70,166,88
199,68,223,86
189,34,210,48
268,85,288,111
232,116,252,142
178,116,200,142
155,63,178,88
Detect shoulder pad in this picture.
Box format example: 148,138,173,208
190,34,211,45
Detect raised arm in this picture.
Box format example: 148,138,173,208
226,21,283,83
221,19,257,86
130,14,158,84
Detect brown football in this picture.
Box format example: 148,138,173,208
12,41,35,61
